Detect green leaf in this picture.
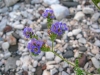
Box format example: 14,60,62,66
32,35,38,39
50,33,57,41
31,52,38,56
92,0,100,10
98,68,100,74
41,45,50,52
75,59,79,67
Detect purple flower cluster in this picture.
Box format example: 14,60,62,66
51,22,68,35
27,39,43,54
42,8,54,19
23,27,33,38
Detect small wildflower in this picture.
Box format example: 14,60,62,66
42,8,54,19
23,27,33,38
51,22,68,35
27,39,43,55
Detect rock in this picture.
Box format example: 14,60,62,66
21,11,28,18
91,46,99,54
55,54,62,63
61,1,79,8
43,0,59,5
50,68,58,75
62,61,68,68
3,25,12,34
16,60,22,66
0,7,8,13
72,29,81,35
12,32,20,40
7,35,17,45
2,42,10,52
4,51,11,59
67,32,73,37
13,4,20,10
74,50,79,58
82,7,94,14
25,0,30,4
95,54,100,60
22,71,28,75
34,66,42,75
13,24,24,29
42,70,50,75
31,0,42,4
5,57,19,71
50,4,70,20
47,40,56,47
4,0,19,7
74,11,85,21
91,13,100,22
0,19,7,31
79,46,87,52
62,71,69,75
33,61,38,67
63,50,74,58
46,52,54,60
78,38,86,44
94,39,100,47
76,34,82,39
91,57,100,69
97,2,100,8
79,54,87,67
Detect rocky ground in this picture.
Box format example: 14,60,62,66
0,0,100,75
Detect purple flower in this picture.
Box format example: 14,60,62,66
23,27,33,38
27,39,43,55
51,22,68,35
42,8,54,19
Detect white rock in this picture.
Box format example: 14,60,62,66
91,13,100,22
62,62,68,68
83,7,94,14
76,34,82,39
13,24,24,29
16,60,22,66
22,63,28,70
67,32,73,37
42,70,50,75
46,52,54,60
50,4,70,20
33,61,38,67
74,51,79,58
91,57,100,69
0,19,7,31
94,40,100,47
69,7,76,15
31,0,42,4
31,68,36,72
77,5,82,11
74,11,85,21
46,61,56,69
4,52,11,59
62,71,69,75
50,68,58,75
72,29,81,35
43,0,59,5
78,38,86,44
55,54,62,63
95,54,100,60
2,42,10,51
4,0,19,7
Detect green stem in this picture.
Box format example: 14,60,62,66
51,41,93,75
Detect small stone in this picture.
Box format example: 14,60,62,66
13,24,24,30
63,50,74,58
61,1,79,8
31,0,42,4
74,11,85,21
13,4,20,10
34,66,42,75
55,55,62,63
72,29,81,35
50,68,58,75
42,70,50,75
94,40,100,47
46,52,54,60
50,4,70,20
3,25,12,33
95,54,100,60
22,71,28,75
12,32,20,40
2,42,10,51
4,0,19,7
79,46,87,52
91,13,100,22
83,7,94,14
74,50,79,58
33,61,38,67
43,0,59,5
91,57,100,69
76,34,82,39
38,10,44,15
67,32,73,37
78,38,86,44
62,71,69,75
91,46,99,54
79,54,87,67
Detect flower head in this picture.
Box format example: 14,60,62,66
27,39,43,55
23,27,33,38
51,22,68,35
42,8,54,19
